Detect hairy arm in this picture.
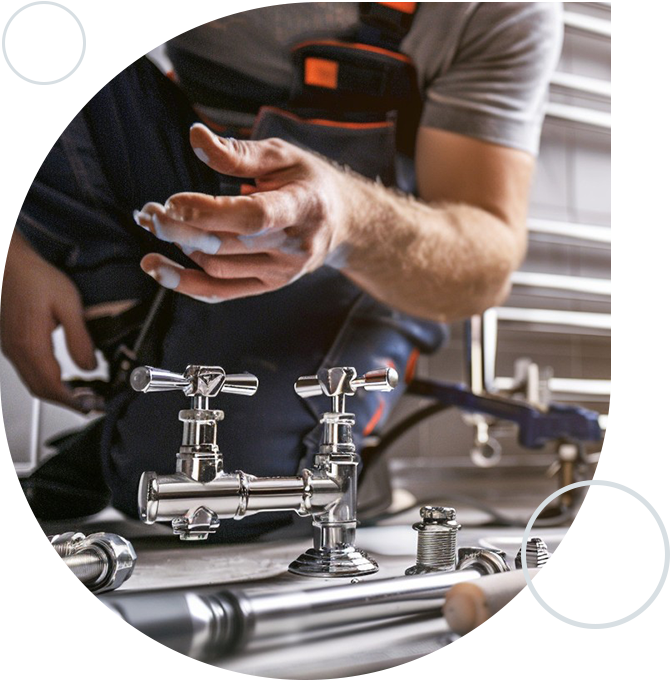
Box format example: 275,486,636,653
338,127,533,321
136,123,532,321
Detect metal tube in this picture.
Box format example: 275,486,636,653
102,568,481,660
140,471,318,523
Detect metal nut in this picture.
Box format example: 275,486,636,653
420,506,456,522
79,532,137,593
457,547,510,575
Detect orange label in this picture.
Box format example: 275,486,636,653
304,57,339,89
377,2,417,14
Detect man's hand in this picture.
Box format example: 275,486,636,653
134,123,349,303
135,123,533,322
1,232,97,411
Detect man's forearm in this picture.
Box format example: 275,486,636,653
138,129,529,314
338,173,527,323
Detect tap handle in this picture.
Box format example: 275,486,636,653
351,368,399,392
130,366,190,393
294,366,399,400
219,373,259,397
130,365,258,398
294,375,325,399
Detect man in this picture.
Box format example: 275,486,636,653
1,3,563,538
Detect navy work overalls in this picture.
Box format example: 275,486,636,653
18,2,446,539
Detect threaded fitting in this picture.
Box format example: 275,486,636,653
49,532,85,557
49,531,136,593
62,550,108,587
416,530,458,570
406,506,461,575
515,537,550,570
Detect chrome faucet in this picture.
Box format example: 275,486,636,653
133,364,398,577
132,364,259,539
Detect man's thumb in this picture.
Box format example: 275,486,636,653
189,123,295,178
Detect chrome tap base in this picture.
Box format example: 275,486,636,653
288,546,379,577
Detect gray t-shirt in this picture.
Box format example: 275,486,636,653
167,2,563,155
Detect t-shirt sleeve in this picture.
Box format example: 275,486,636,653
420,2,564,156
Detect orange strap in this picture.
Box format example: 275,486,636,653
304,57,339,89
377,2,417,14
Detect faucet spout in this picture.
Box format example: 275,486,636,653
139,469,331,539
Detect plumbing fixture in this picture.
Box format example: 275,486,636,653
134,364,398,577
456,547,510,575
102,566,491,660
515,537,551,569
405,506,461,575
48,531,137,593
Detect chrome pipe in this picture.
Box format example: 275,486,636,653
563,11,611,38
139,471,315,523
493,376,611,397
102,568,481,660
545,102,611,131
510,271,611,297
527,218,610,246
495,307,611,332
133,364,395,574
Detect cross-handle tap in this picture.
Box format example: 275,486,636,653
131,365,258,407
130,365,259,487
294,366,398,414
134,364,388,572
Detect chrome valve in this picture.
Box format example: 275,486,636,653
131,364,258,540
134,363,396,577
289,366,398,577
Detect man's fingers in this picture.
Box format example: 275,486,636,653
55,298,97,372
135,203,304,255
140,253,269,302
134,203,222,255
189,123,298,178
164,189,302,235
12,324,81,409
240,183,259,195
189,251,294,280
223,229,304,255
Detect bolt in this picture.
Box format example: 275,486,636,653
515,537,550,570
406,506,461,575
